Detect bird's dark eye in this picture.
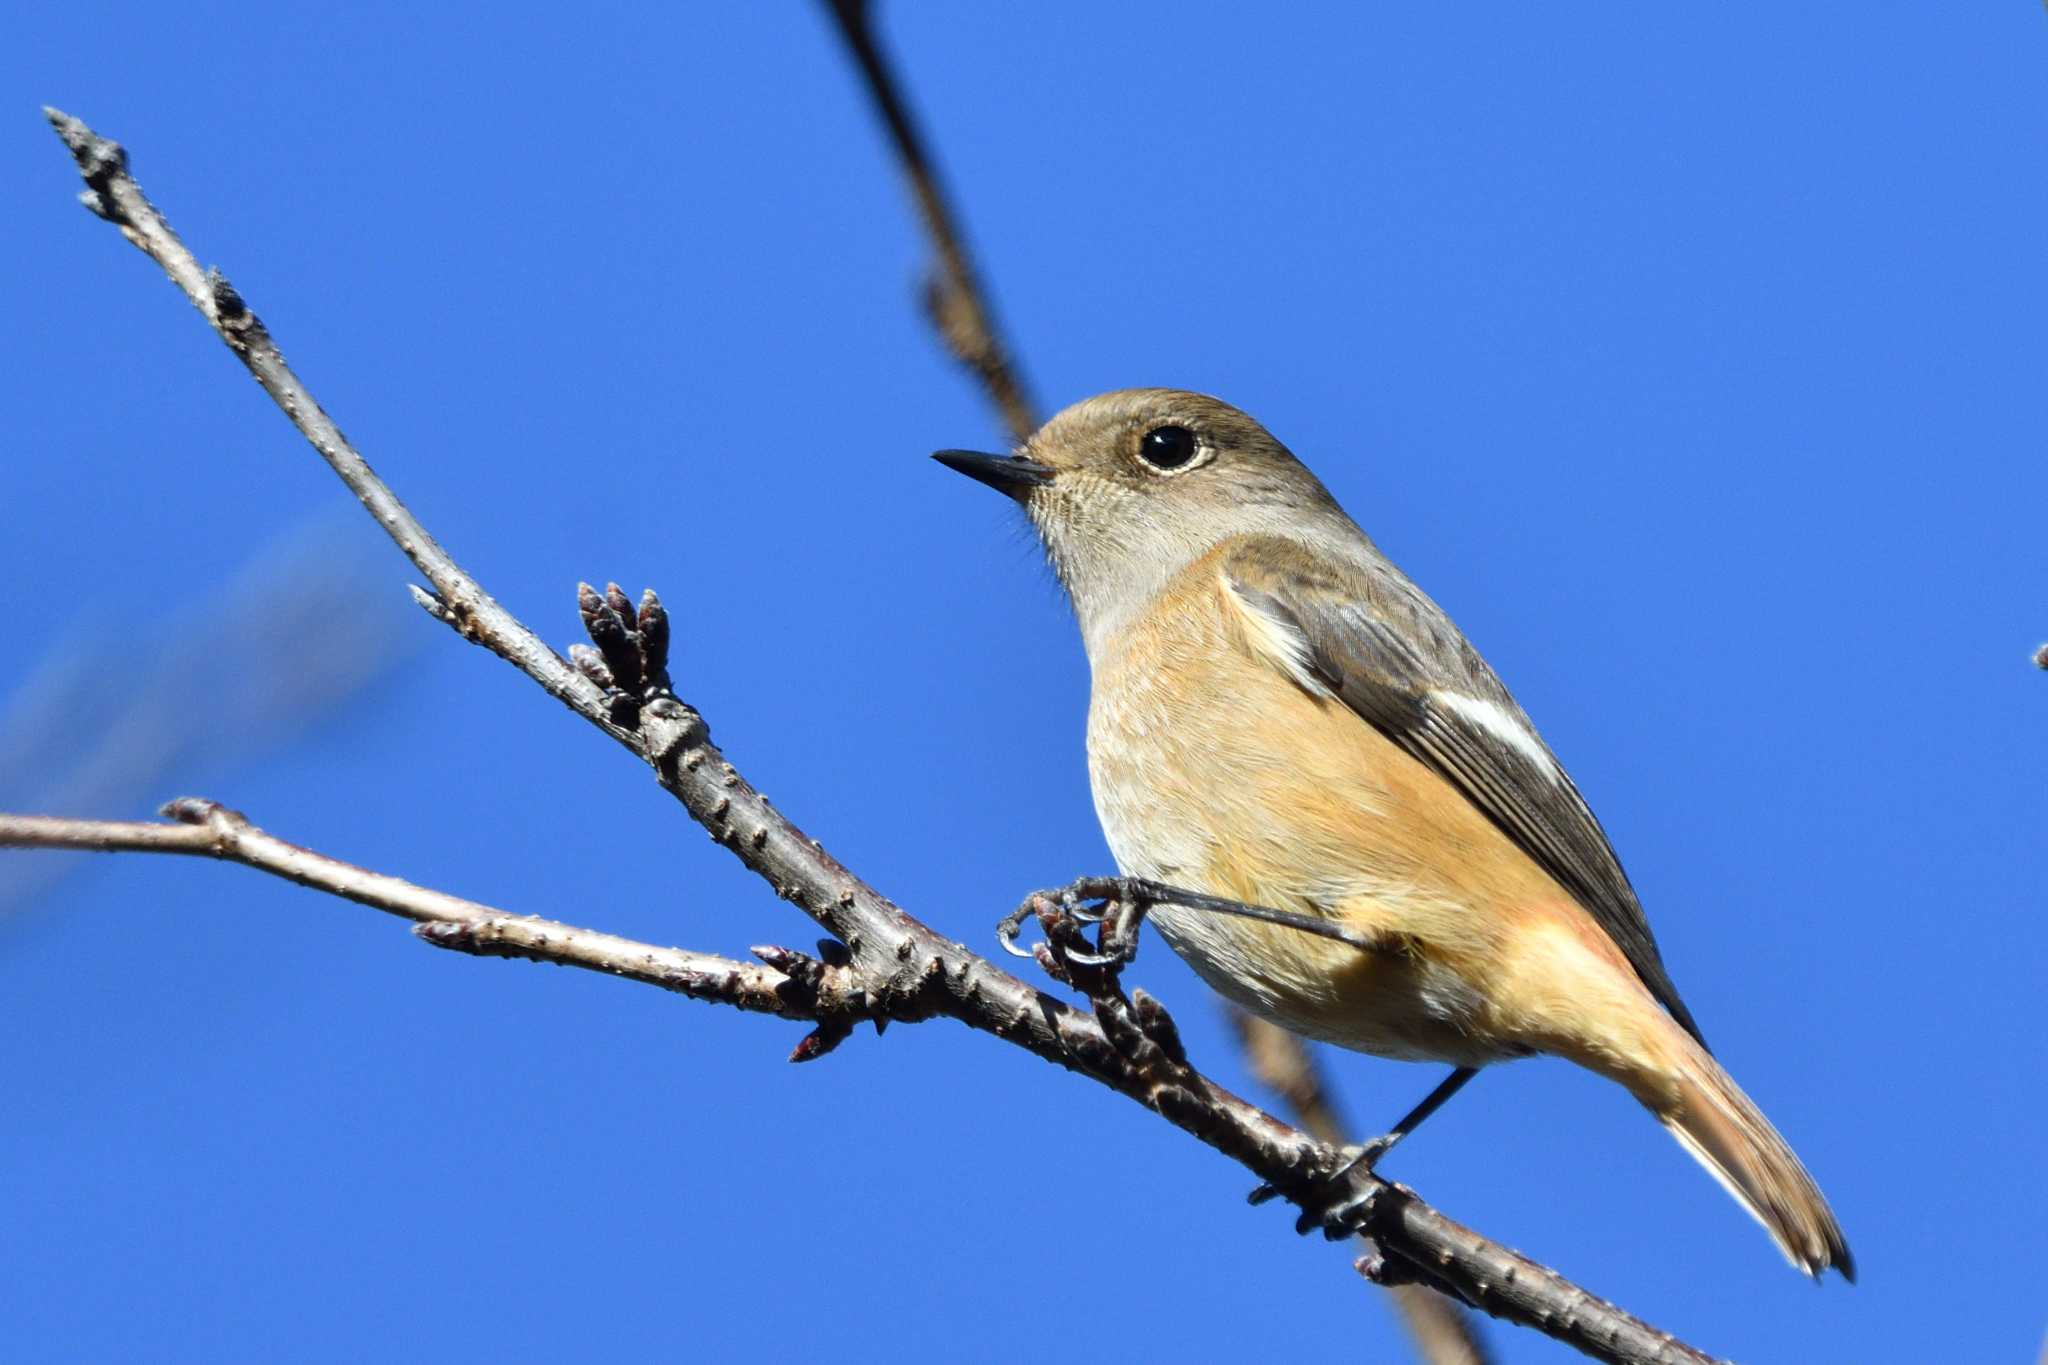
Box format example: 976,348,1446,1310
1139,425,1198,470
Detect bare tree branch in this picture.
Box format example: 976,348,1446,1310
0,802,884,1035
34,106,1725,1365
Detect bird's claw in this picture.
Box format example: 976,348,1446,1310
995,898,1042,958
1298,1186,1381,1240
1064,892,1109,925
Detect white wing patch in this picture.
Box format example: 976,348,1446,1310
1226,567,1560,786
1429,690,1558,777
1221,571,1335,698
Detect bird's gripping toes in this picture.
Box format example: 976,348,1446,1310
937,388,1852,1280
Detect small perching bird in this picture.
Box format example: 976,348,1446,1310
936,388,1852,1280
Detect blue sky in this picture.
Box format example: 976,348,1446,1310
3,5,2044,1361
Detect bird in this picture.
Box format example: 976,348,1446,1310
934,388,1852,1279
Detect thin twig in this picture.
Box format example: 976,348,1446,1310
40,110,604,734
0,803,871,1029
36,107,1723,1365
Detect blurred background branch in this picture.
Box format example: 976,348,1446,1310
822,0,1037,447
0,514,410,914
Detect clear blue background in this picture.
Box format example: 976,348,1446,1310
3,5,2043,1361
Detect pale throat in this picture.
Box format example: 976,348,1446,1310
1042,503,1324,666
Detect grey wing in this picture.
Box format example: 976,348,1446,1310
1224,537,1706,1048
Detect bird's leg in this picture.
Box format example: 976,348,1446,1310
1332,1065,1479,1178
997,875,1378,970
1251,1066,1481,1239
1001,878,1479,1240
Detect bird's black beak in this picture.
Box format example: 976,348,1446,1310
932,449,1054,499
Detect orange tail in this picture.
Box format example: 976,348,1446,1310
1656,1037,1854,1280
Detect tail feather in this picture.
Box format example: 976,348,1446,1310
1659,1049,1854,1281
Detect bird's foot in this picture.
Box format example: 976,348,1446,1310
996,875,1151,976
1248,1135,1398,1240
995,882,1200,1089
997,877,1382,973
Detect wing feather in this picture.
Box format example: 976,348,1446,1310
1224,537,1706,1047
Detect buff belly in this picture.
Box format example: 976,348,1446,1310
1083,554,1582,1070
